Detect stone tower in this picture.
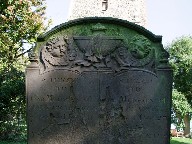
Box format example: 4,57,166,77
68,0,147,27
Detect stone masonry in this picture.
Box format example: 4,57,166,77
68,0,147,27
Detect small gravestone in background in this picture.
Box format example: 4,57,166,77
26,18,172,144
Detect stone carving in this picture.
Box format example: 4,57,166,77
27,18,172,144
111,46,154,69
73,35,123,70
41,36,69,69
158,45,171,68
28,52,39,68
129,35,152,59
40,24,155,72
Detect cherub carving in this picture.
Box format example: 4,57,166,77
41,36,69,69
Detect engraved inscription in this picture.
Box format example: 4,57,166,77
27,70,79,143
27,69,171,143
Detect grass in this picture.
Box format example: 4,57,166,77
171,137,192,144
0,138,192,144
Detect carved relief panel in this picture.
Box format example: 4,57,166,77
39,24,156,73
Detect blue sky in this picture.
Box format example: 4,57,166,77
45,0,192,46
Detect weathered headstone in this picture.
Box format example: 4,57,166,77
26,17,172,144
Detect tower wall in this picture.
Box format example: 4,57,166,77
68,0,147,27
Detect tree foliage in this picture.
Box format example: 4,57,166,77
0,0,50,64
0,66,26,140
0,0,50,141
168,36,192,136
172,89,192,117
168,36,192,103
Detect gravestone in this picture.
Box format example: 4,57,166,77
26,17,173,144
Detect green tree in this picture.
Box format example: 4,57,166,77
168,36,192,136
0,0,50,141
172,89,192,131
0,67,26,140
0,0,51,65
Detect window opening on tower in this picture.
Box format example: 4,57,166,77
102,0,108,11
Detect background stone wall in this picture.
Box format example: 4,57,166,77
68,0,147,27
